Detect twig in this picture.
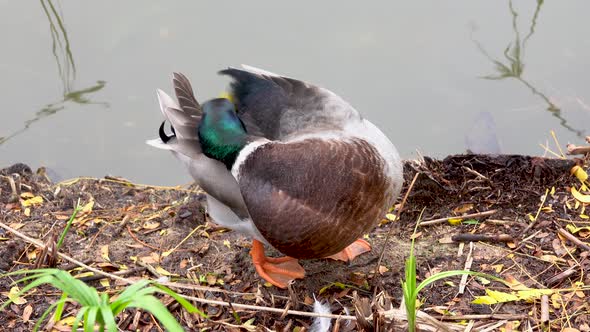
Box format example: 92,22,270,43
126,225,164,251
485,219,514,225
557,228,590,252
540,294,549,324
458,242,474,294
545,266,577,286
419,210,497,226
451,234,514,244
566,143,590,155
432,313,527,321
462,166,491,183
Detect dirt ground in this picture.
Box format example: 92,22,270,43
1,154,589,331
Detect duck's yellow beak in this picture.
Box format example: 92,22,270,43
218,91,235,105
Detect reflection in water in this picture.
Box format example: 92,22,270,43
0,0,107,145
465,111,502,154
472,0,584,137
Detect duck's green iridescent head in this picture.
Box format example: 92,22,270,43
198,98,248,169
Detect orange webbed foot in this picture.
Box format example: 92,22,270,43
249,240,305,288
326,238,371,262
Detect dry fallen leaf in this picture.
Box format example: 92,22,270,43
453,203,474,214
22,304,33,322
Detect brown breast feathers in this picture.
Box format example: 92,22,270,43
238,138,393,259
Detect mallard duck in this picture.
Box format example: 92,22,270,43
147,65,403,288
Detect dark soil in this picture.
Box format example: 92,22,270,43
1,154,589,331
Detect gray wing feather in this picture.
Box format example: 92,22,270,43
220,66,360,140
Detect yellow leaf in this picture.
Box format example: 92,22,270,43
20,192,34,198
472,289,518,304
550,186,556,195
100,245,110,262
581,214,590,219
527,214,535,222
8,286,27,305
448,218,462,225
550,293,562,308
477,277,491,285
100,279,110,288
24,208,31,217
492,264,504,273
223,239,231,248
21,196,43,207
75,272,94,278
56,316,77,327
516,289,553,301
566,224,590,234
385,213,397,222
571,187,590,204
155,266,171,276
571,166,588,183
81,200,94,214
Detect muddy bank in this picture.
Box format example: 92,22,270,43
1,154,589,331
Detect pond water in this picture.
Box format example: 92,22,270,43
1,1,589,185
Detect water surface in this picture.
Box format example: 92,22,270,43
1,1,589,184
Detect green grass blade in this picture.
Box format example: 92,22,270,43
99,297,118,332
129,295,184,332
416,270,502,294
72,306,89,332
53,292,69,322
84,306,99,332
56,200,82,251
155,284,208,318
32,298,69,332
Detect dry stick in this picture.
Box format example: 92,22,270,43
373,172,420,277
432,313,528,321
418,210,497,227
451,233,514,244
0,220,355,321
566,144,590,155
557,228,590,252
540,295,549,324
462,166,491,183
545,266,577,286
458,242,474,295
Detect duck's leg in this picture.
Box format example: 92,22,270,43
249,240,305,288
326,239,371,262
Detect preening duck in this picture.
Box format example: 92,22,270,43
147,65,403,288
